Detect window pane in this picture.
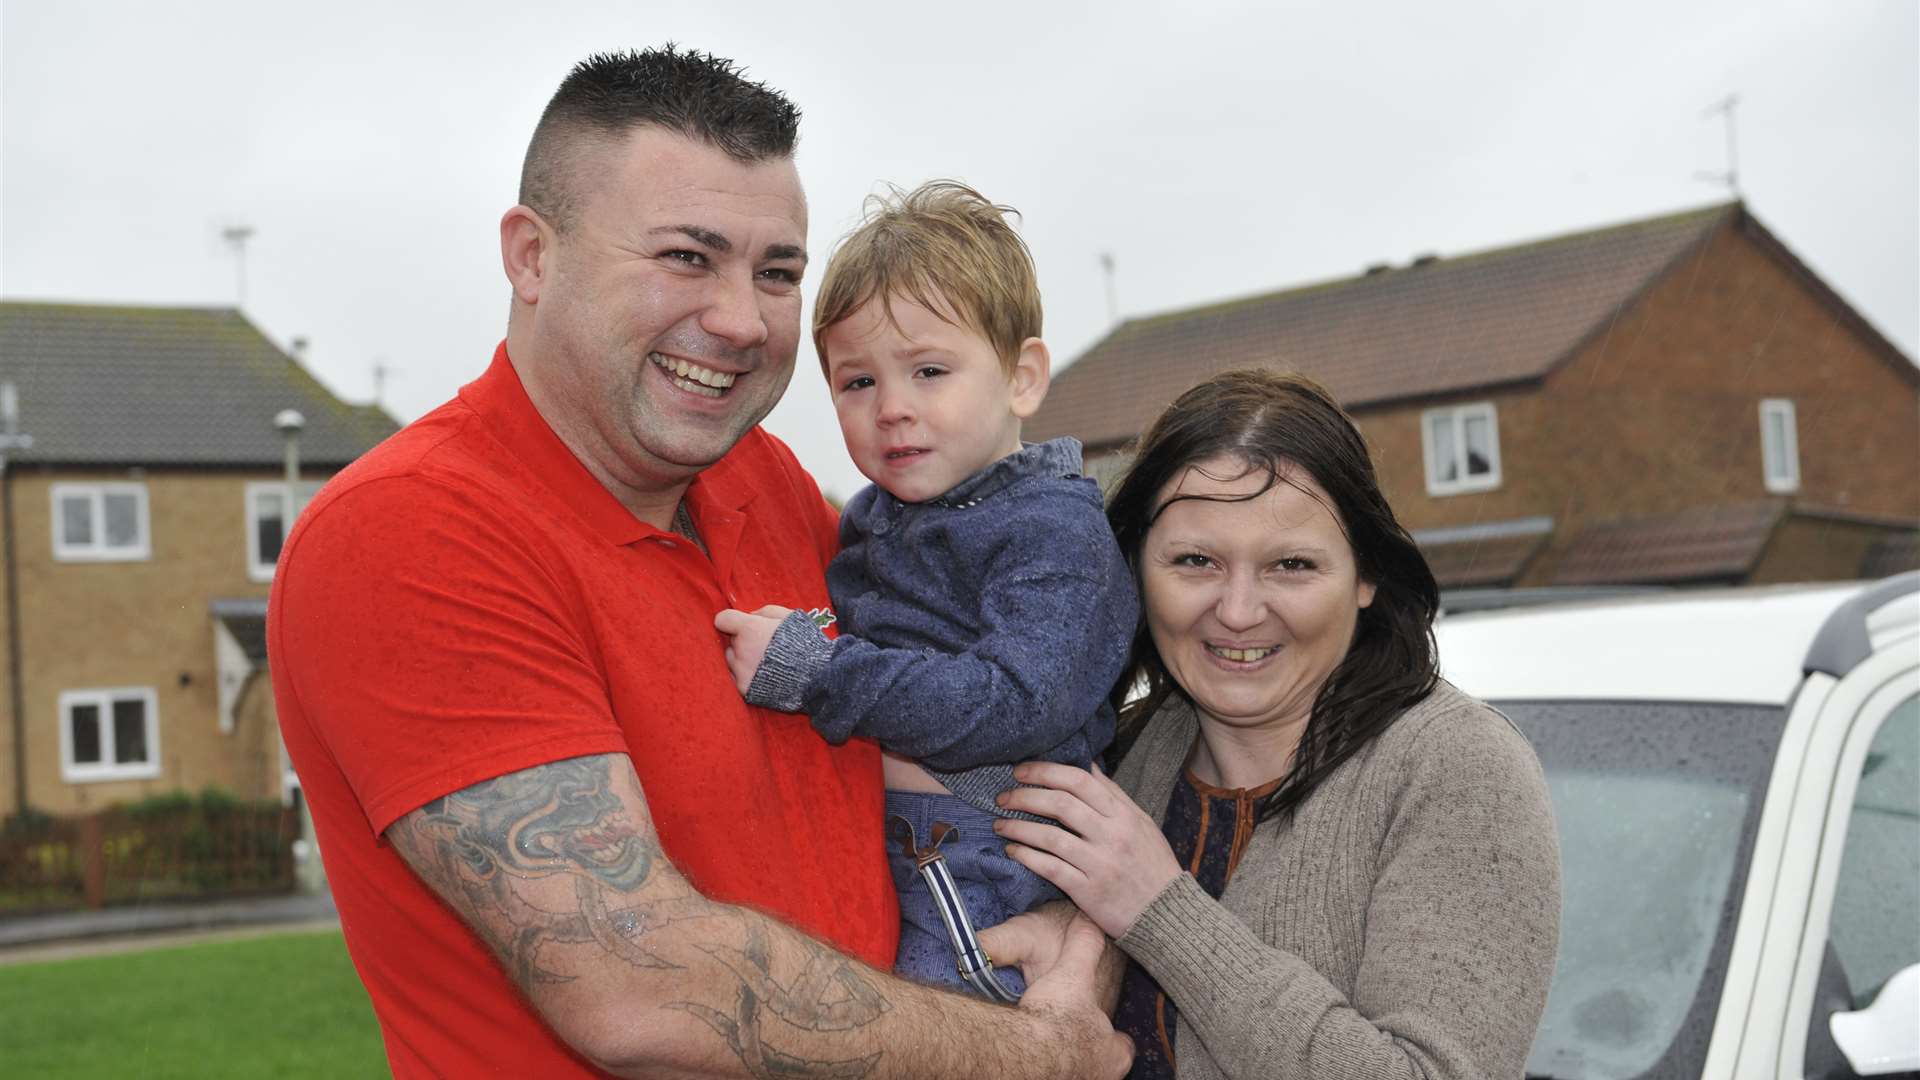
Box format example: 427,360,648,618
1763,411,1791,480
60,495,93,546
1431,416,1459,482
111,698,149,765
1463,415,1493,476
1826,695,1918,1009
102,493,139,548
255,493,287,565
69,703,101,764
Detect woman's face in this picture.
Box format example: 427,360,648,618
1140,455,1377,735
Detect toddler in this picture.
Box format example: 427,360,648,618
715,181,1136,999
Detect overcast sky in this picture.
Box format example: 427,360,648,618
3,0,1914,502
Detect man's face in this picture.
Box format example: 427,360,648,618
525,126,807,499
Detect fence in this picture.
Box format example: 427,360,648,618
0,796,299,916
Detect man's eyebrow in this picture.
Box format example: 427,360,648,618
649,225,730,252
647,227,805,265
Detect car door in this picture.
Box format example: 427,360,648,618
1757,582,1918,1080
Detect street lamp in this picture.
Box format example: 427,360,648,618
273,408,305,493
272,408,325,892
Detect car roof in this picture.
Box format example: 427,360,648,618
1435,578,1914,705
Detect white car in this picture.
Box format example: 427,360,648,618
1435,574,1919,1080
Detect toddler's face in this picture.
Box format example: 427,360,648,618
822,293,1032,504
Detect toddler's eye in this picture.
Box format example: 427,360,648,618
840,375,875,393
913,366,946,380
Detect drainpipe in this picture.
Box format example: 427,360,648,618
1,383,35,819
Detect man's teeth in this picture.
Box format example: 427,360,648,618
1209,645,1278,662
651,353,736,396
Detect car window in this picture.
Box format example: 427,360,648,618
1825,693,1919,1010
1502,700,1787,1080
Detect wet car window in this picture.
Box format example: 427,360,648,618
1501,700,1787,1080
1825,694,1919,1011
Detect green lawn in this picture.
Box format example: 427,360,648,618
0,930,387,1078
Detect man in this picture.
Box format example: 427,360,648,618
269,46,1131,1079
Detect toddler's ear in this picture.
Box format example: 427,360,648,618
1009,337,1051,419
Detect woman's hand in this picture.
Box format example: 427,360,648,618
995,763,1185,940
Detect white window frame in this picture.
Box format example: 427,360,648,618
1421,402,1503,496
58,687,162,783
245,482,292,582
1760,398,1801,495
50,482,152,562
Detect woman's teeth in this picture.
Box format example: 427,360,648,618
1209,645,1278,662
651,353,736,397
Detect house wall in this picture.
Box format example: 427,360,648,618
2,466,293,817
1354,221,1919,586
1750,516,1909,585
0,478,17,820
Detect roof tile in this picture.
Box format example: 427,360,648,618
1029,203,1734,447
0,302,398,466
1551,502,1785,585
1419,530,1551,588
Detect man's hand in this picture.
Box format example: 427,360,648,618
981,900,1127,1016
1012,907,1135,1072
712,605,792,695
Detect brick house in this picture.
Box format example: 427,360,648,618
0,302,397,818
1028,202,1920,589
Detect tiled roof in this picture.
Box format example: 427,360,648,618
1413,517,1554,588
0,302,398,467
1028,203,1735,448
1551,502,1786,586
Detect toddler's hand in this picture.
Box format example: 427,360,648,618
713,606,794,696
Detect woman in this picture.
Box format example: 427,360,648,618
990,369,1561,1079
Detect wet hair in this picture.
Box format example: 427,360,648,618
1105,368,1441,824
519,45,800,233
811,181,1042,377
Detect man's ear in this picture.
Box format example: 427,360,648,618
1009,337,1051,419
501,205,553,305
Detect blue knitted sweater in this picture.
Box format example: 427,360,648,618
745,438,1138,817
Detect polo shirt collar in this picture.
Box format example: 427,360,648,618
458,342,752,547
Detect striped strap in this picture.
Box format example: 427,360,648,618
889,815,1023,1003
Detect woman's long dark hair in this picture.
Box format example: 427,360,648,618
1104,368,1441,824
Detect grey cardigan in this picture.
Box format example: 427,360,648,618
1113,680,1561,1080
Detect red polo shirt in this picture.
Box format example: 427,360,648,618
269,344,894,1078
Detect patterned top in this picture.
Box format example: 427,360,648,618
1114,768,1283,1079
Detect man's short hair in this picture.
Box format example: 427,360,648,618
812,181,1043,376
519,45,801,233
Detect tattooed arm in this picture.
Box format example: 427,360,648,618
386,752,1132,1080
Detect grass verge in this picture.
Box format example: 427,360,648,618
0,929,385,1078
